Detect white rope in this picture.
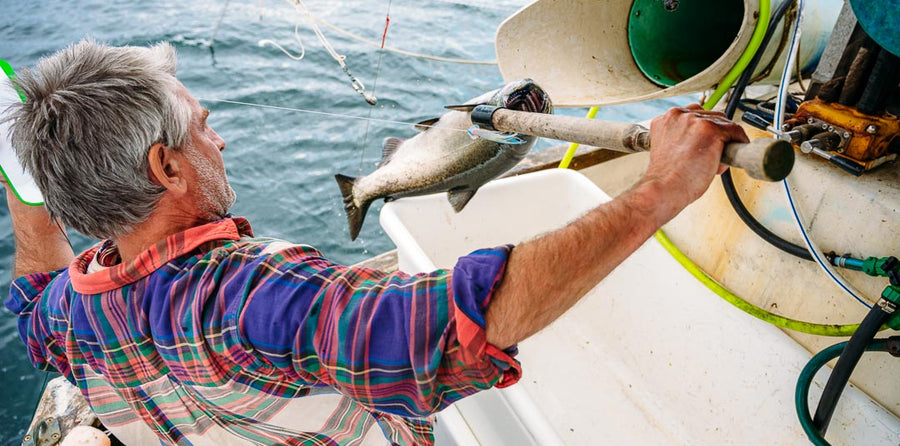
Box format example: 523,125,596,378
257,10,306,61
258,0,377,105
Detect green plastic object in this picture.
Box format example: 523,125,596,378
0,58,44,206
628,0,745,86
0,59,26,102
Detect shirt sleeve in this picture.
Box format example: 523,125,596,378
5,269,70,375
228,244,520,418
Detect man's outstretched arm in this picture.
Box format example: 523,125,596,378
2,180,74,277
486,105,749,349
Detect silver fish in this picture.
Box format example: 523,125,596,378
335,79,553,240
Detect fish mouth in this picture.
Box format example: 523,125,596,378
502,80,552,114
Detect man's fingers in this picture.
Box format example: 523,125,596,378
716,119,750,144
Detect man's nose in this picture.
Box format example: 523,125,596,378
213,130,226,151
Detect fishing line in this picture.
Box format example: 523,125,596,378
208,0,232,49
431,0,519,13
357,0,393,175
200,98,502,167
199,97,473,135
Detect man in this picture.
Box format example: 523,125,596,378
3,40,746,445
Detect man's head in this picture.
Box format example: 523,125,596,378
6,39,234,239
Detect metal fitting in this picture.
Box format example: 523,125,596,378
877,298,897,314
866,124,878,134
800,131,841,154
800,140,821,154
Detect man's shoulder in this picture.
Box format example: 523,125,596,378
192,236,338,271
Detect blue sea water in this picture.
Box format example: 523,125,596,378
0,0,684,441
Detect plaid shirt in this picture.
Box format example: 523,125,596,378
6,217,520,445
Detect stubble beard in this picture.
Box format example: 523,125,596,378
185,146,236,221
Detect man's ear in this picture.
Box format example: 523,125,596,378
147,143,188,195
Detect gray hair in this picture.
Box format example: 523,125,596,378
5,39,191,239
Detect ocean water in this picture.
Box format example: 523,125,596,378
0,0,684,441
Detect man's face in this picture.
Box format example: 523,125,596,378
174,82,235,221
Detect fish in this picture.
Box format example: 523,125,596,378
335,78,553,240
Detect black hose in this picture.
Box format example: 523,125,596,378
722,0,814,262
812,304,893,434
721,171,813,260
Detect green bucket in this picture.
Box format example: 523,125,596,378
628,0,745,87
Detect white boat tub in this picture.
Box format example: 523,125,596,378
380,169,900,445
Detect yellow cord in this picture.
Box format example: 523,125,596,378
558,106,599,169
653,231,861,336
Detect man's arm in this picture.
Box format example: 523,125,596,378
2,180,74,277
486,105,748,349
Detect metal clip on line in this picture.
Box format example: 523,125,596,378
343,65,377,106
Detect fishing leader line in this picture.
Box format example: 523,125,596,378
199,97,473,135
198,98,505,164
357,0,392,175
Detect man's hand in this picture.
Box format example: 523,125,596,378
2,174,74,277
644,104,749,219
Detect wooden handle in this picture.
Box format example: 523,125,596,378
486,108,794,181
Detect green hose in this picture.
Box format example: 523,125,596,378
794,338,893,446
701,0,771,110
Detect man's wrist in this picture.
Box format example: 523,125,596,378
627,176,689,230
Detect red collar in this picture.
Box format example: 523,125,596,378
69,217,253,294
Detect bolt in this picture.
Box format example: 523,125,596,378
842,131,851,139
822,123,830,129
866,124,878,134
24,436,31,441
781,123,792,131
52,433,59,439
800,140,821,153
807,117,816,124
663,0,679,11
47,418,53,422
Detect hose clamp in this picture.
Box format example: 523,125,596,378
876,296,898,314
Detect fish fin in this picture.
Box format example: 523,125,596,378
379,137,404,167
443,103,479,112
447,188,477,213
335,174,372,241
414,117,440,132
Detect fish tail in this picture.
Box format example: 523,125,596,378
335,174,371,241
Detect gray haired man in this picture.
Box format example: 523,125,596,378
2,40,745,445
